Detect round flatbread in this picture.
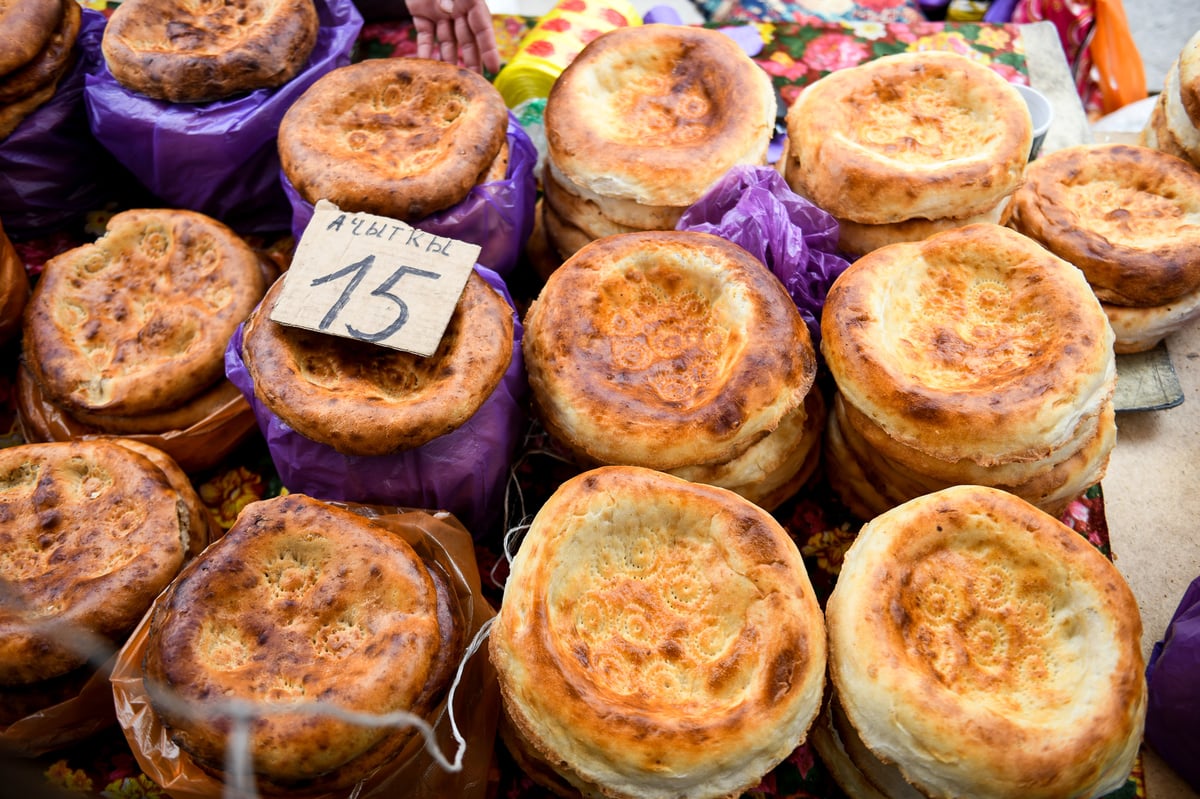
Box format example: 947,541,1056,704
0,0,62,78
24,209,269,417
523,230,816,471
101,0,319,102
490,466,827,799
0,0,79,105
826,485,1146,799
545,24,775,207
242,271,514,456
142,493,461,795
820,223,1115,466
278,58,509,221
785,51,1031,224
0,440,189,685
1006,143,1200,306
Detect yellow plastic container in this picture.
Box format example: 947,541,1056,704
494,0,642,108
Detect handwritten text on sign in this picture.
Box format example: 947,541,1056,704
269,200,481,357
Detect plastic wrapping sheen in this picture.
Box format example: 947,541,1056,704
225,265,528,540
282,111,538,278
0,9,119,239
111,505,499,799
1145,574,1200,791
676,164,850,351
83,0,363,234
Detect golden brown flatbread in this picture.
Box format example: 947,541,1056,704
490,466,826,799
545,24,775,208
785,51,1031,224
143,494,462,795
523,230,816,471
826,485,1146,799
0,440,189,686
0,0,78,105
278,58,509,221
242,271,513,456
23,209,268,418
0,0,62,78
1006,143,1200,306
101,0,319,102
820,223,1115,466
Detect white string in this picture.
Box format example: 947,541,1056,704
144,617,498,793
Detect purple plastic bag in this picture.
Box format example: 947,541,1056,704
676,164,850,350
0,9,123,239
1145,574,1200,791
282,111,538,278
83,0,362,234
225,265,528,541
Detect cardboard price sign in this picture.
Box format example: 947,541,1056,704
270,200,481,357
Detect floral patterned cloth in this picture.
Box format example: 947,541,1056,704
4,8,1143,799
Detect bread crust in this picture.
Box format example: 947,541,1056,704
0,440,188,685
0,0,78,105
142,494,461,794
278,58,509,221
1178,28,1200,124
825,485,1146,799
545,24,775,207
101,0,318,103
835,198,1007,258
1103,281,1200,354
0,218,28,346
668,388,824,511
523,230,816,470
490,466,826,799
820,223,1115,465
0,0,62,78
785,51,1030,224
23,209,268,417
242,271,513,456
1007,143,1200,306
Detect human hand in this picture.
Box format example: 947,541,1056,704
408,0,501,74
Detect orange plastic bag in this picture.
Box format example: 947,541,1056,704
1090,0,1147,114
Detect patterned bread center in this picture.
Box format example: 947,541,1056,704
591,51,716,147
335,79,473,168
127,0,278,52
899,544,1076,714
194,535,435,703
851,78,995,164
590,269,732,407
1058,177,1200,250
0,458,144,608
880,269,1047,392
546,511,762,704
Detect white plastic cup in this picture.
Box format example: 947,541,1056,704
1014,83,1054,160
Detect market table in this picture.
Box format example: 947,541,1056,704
0,7,1175,799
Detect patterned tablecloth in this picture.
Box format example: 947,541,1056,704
2,9,1145,799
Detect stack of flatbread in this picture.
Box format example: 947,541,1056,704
1141,29,1200,171
820,223,1116,520
783,51,1031,257
278,57,511,223
0,438,211,729
1006,142,1200,353
0,0,81,140
18,208,271,471
523,230,822,511
819,484,1146,799
539,24,776,262
490,465,827,799
101,0,319,102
